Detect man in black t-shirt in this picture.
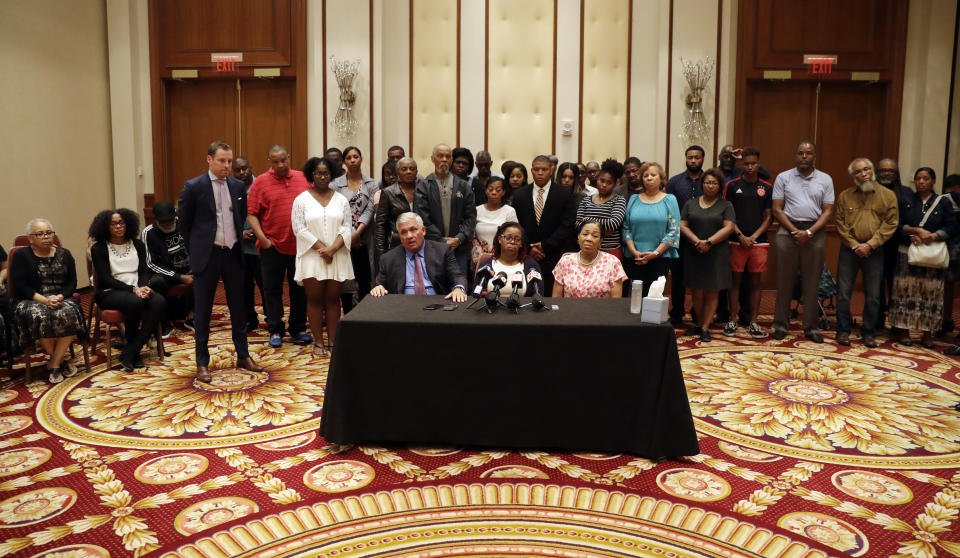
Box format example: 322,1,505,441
721,147,772,338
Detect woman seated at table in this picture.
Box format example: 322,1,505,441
89,208,166,371
474,221,542,296
553,220,628,298
11,218,86,383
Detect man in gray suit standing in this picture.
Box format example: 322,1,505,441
415,144,477,279
370,213,467,302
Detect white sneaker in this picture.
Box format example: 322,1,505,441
723,321,738,336
749,323,766,338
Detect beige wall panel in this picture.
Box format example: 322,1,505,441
378,0,411,162
411,0,459,167
580,0,629,163
459,0,485,152
900,0,956,183
0,0,114,283
487,0,555,169
554,0,580,164
629,0,669,163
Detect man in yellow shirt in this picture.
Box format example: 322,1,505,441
834,158,899,347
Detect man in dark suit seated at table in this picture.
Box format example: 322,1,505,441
370,212,468,302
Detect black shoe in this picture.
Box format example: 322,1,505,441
134,356,145,368
684,326,703,336
183,318,195,332
700,330,712,342
246,321,259,332
836,333,851,346
946,346,960,356
805,331,824,343
161,323,174,339
773,330,787,340
670,316,683,326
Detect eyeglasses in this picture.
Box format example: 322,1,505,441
30,231,56,238
500,235,523,244
110,222,126,228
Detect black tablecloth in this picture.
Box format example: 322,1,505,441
319,295,699,458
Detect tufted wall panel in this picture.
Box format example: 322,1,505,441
486,0,555,168
410,0,459,166
580,0,630,163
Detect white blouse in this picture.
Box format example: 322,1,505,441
108,241,139,287
475,204,518,248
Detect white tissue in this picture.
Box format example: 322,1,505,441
648,276,667,298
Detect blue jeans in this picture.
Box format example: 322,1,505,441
836,245,884,336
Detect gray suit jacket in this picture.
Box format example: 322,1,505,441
375,239,467,295
415,174,477,248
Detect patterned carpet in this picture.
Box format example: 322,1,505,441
1,302,959,558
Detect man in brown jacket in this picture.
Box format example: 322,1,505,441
834,158,899,347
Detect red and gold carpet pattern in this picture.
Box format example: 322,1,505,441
1,305,959,557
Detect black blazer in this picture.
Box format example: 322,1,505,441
177,173,247,274
90,240,150,298
512,182,577,262
375,240,467,295
375,184,415,258
10,246,78,302
899,193,960,245
415,174,477,247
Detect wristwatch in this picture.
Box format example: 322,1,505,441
806,229,813,237
705,239,712,247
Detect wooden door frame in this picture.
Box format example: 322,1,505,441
147,0,307,221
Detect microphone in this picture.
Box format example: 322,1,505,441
527,270,546,311
467,263,494,309
506,271,524,310
484,271,508,312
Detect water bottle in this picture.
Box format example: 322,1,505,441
630,280,643,314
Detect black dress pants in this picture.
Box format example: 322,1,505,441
259,246,306,335
243,252,264,326
97,278,166,356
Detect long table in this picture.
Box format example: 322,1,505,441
319,295,699,458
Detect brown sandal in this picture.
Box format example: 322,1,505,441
312,344,327,357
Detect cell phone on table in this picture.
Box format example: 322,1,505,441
423,303,444,310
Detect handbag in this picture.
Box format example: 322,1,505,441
906,195,950,268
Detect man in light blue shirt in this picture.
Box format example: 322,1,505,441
771,141,835,342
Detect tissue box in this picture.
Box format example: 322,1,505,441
640,297,670,324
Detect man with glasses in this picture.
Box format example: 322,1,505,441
834,158,898,348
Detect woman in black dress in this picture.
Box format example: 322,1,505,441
11,219,86,383
679,168,736,342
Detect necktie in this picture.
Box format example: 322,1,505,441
218,180,236,248
535,186,545,225
413,252,426,295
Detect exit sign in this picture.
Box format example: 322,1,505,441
804,54,837,75
211,52,242,72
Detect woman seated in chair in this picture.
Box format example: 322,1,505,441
89,208,166,371
11,219,86,383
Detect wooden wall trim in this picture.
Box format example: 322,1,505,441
625,0,633,157
552,0,558,154
148,0,167,205
483,0,489,150
294,0,307,163
712,0,722,162
577,0,584,162
369,0,375,175
322,0,328,151
665,0,674,170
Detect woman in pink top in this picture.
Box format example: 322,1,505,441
552,221,628,298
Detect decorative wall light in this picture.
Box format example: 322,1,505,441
679,57,714,146
330,56,361,139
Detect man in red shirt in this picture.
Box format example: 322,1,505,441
247,145,313,348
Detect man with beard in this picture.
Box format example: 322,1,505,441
772,141,834,343
415,144,477,279
875,158,913,331
666,146,704,324
613,157,643,198
834,158,898,348
585,161,601,190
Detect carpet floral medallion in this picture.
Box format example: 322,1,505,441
0,307,958,558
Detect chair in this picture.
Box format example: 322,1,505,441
86,258,165,368
6,246,91,383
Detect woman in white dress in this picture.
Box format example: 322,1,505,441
471,177,518,276
293,157,354,357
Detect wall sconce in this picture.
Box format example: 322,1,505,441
330,56,361,139
679,57,714,146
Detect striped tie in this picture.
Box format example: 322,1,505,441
535,186,545,225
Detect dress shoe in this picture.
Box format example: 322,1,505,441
196,366,212,383
836,333,851,346
805,331,824,343
236,357,263,372
944,345,960,356
920,333,935,349
862,336,878,348
772,330,787,340
684,325,703,336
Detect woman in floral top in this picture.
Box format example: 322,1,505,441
553,221,628,298
622,162,680,297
